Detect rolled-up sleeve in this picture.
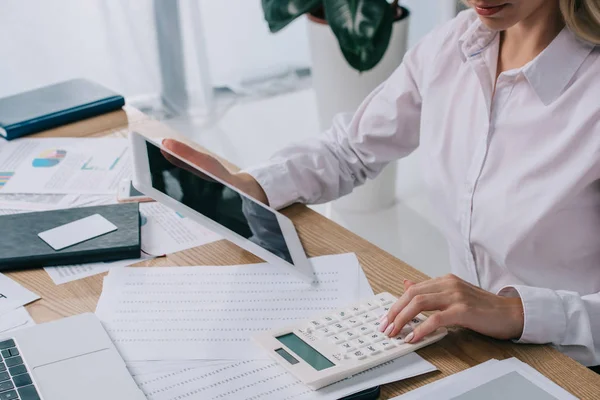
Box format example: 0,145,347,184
498,285,600,366
243,37,434,210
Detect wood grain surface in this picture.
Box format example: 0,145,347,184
7,108,600,399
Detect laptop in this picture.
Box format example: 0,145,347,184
0,313,145,400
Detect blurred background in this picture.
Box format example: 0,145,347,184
0,0,467,277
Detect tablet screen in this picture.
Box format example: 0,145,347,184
145,141,294,264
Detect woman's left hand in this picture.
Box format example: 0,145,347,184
381,274,524,343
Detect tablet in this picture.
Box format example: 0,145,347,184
129,132,314,283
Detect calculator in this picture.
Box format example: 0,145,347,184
253,292,447,390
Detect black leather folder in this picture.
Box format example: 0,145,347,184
0,203,140,270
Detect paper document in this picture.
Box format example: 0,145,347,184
0,138,131,194
0,274,40,316
139,202,221,256
44,255,152,285
0,307,36,334
95,253,364,361
134,355,436,400
124,264,374,377
392,357,576,400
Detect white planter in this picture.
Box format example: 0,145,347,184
307,7,410,213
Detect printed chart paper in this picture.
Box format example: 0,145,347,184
95,254,364,361
0,138,131,194
134,356,436,400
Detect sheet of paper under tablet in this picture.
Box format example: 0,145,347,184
95,253,364,361
134,355,436,400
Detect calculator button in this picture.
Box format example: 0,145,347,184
409,317,423,328
356,325,373,335
356,337,370,347
308,320,323,330
364,301,379,310
331,322,348,333
360,313,377,323
376,295,393,306
348,338,366,349
336,310,353,320
370,320,383,331
342,330,358,340
320,316,338,325
368,332,386,343
340,342,356,353
350,350,367,360
347,318,361,328
330,335,346,345
397,325,413,339
365,345,380,356
379,340,396,350
315,327,335,338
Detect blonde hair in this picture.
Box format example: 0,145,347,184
560,0,600,44
461,0,600,44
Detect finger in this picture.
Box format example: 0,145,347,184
405,309,455,344
387,293,449,337
403,279,415,289
382,279,449,331
161,140,223,182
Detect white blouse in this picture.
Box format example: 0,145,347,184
246,10,600,366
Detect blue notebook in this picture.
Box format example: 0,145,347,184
0,79,125,140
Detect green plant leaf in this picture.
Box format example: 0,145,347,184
323,0,394,72
262,0,322,33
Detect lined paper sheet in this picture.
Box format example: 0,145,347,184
96,254,364,361
134,355,436,400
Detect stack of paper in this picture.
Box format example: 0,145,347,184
392,357,577,400
0,273,39,334
0,137,222,284
95,253,438,398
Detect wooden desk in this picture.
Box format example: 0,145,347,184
7,107,600,399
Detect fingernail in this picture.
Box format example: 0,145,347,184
405,332,415,343
378,317,388,332
403,279,408,284
383,323,395,336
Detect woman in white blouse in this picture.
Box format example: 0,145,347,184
164,0,600,366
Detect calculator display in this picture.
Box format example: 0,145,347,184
276,333,335,371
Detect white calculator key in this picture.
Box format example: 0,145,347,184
409,317,423,328
350,349,367,360
367,332,386,343
347,318,361,328
320,316,338,325
330,335,346,345
342,329,358,340
364,344,381,356
356,325,373,336
340,342,356,353
370,320,383,331
316,327,335,337
398,325,413,339
378,340,396,350
331,322,348,333
359,313,377,323
391,335,405,345
376,295,393,306
364,301,379,310
308,320,323,329
336,310,353,320
348,338,368,349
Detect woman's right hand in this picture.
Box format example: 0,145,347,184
162,139,269,205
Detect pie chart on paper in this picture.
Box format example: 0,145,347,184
32,149,67,168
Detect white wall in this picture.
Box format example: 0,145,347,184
0,0,161,98
0,1,455,99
